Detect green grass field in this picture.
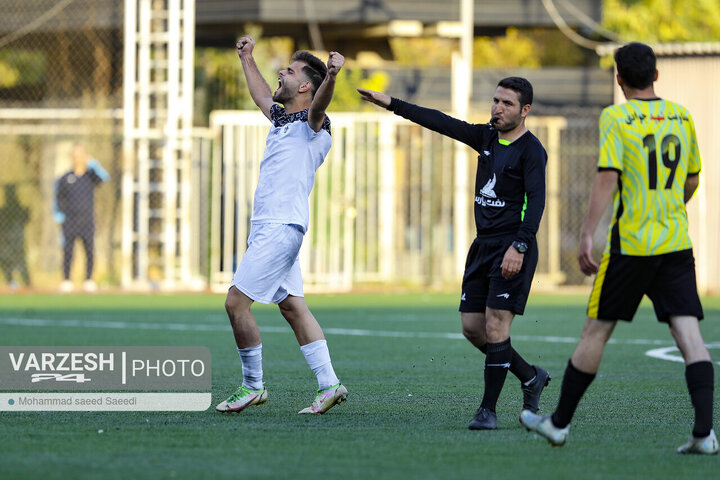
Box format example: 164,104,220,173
1,292,718,479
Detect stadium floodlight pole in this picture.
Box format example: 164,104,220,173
451,0,474,276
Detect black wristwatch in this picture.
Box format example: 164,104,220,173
511,241,528,254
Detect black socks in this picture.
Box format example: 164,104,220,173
685,361,715,438
511,349,536,384
551,360,596,429
480,339,512,411
549,359,715,435
479,341,535,384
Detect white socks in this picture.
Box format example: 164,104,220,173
238,340,339,391
300,339,339,389
238,344,264,391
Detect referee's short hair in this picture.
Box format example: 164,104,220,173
497,77,533,107
614,42,656,90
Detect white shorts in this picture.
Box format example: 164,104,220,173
230,223,304,304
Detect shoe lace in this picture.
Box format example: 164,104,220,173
227,386,255,403
313,384,339,405
474,407,489,419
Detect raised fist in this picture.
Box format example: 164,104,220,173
327,51,345,77
236,36,255,58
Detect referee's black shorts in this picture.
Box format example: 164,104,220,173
459,234,538,315
588,249,704,323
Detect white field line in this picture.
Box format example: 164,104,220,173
645,344,720,365
1,317,718,364
0,317,634,343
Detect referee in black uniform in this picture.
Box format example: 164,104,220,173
358,78,550,430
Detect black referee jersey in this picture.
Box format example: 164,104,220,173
388,98,547,245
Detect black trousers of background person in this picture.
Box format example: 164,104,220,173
62,220,94,280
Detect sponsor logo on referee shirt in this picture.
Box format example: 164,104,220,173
475,174,506,208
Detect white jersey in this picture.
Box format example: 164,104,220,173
251,103,332,233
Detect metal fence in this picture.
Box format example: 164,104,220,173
0,111,122,290
0,0,611,293
0,0,123,109
0,107,605,292
1,0,121,291
208,110,605,293
0,0,201,292
0,113,214,291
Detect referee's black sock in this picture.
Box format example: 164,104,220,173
685,361,714,438
551,359,596,429
478,343,535,384
480,338,512,411
510,349,536,384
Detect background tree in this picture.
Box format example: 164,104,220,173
194,25,389,121
603,0,720,42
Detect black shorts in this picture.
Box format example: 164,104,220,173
588,249,704,323
458,234,538,315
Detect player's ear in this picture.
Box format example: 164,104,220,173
298,81,311,94
653,69,658,82
616,74,623,87
521,103,531,118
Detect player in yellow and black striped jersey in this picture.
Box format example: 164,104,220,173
597,98,701,256
587,97,704,321
520,42,717,454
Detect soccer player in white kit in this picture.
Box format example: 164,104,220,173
216,36,348,414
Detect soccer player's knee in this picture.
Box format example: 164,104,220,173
462,324,481,342
224,296,238,316
225,291,249,317
484,320,509,343
582,318,615,344
278,302,298,321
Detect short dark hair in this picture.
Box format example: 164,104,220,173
614,42,656,90
291,51,327,96
497,77,533,106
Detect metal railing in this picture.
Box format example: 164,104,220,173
208,110,568,292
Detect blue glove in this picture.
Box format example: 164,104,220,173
53,211,66,224
87,158,110,181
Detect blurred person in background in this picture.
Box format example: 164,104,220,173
53,144,109,292
0,184,31,290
